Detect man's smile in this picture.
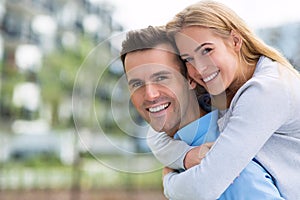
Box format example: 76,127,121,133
147,103,170,113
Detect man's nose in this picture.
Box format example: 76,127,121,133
145,83,160,100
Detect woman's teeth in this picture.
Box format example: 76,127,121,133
203,71,219,83
149,103,169,113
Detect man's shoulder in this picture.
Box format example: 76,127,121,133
175,111,216,145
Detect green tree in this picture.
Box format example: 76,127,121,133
0,62,26,121
38,36,95,128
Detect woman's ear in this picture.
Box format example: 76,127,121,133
230,30,242,51
188,77,197,90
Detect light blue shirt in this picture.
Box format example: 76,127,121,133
172,110,283,200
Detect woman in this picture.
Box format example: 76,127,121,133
152,0,300,199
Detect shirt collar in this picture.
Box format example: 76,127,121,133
175,112,213,145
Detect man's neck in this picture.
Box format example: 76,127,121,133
165,126,180,138
165,111,203,138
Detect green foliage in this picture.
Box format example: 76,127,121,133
2,156,163,190
38,36,96,127
11,153,62,167
39,38,92,100
0,63,26,120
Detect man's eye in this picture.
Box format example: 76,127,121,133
131,81,143,89
156,76,168,82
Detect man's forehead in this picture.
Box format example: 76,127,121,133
124,47,181,74
126,63,180,79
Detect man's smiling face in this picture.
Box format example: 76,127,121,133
124,43,198,136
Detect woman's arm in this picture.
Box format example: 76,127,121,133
147,128,194,169
164,78,290,199
147,110,218,170
184,142,214,169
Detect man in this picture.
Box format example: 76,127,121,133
120,26,283,200
121,26,204,138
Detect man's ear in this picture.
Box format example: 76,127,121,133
188,77,197,89
230,30,242,51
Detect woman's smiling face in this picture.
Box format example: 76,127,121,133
175,26,241,95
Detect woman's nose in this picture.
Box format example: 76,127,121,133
193,55,213,74
194,60,208,74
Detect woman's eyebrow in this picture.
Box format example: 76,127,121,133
180,42,213,57
194,42,213,53
180,53,189,58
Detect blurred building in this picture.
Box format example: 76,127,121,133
257,22,300,71
1,0,120,51
0,0,123,129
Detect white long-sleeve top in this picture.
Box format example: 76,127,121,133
147,56,300,200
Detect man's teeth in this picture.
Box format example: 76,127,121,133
203,71,219,83
149,103,169,113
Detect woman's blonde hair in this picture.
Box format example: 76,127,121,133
166,0,293,69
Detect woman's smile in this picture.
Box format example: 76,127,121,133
202,70,220,83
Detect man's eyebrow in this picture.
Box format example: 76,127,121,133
180,42,213,57
150,70,172,79
128,78,141,86
127,71,172,85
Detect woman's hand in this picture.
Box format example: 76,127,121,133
184,142,214,169
162,167,175,179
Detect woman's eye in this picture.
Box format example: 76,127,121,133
202,47,212,55
183,57,194,63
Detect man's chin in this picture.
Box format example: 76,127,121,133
149,122,166,133
151,126,164,133
148,118,166,132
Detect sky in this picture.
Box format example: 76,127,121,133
107,0,300,31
